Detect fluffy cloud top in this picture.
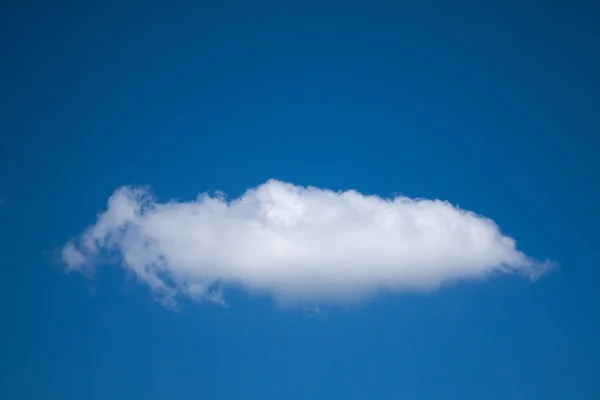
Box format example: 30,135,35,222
62,179,551,305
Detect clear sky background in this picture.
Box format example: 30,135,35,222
1,0,599,399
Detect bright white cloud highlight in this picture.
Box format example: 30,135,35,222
62,179,551,305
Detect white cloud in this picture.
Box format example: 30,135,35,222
62,179,552,306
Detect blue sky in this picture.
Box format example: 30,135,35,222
1,0,599,399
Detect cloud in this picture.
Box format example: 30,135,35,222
62,179,552,306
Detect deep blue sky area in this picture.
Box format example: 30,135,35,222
1,0,600,399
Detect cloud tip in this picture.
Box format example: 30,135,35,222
62,241,86,270
528,259,558,281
